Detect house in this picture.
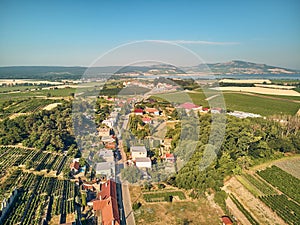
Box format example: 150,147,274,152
102,119,114,128
135,157,152,168
165,153,176,163
142,117,152,124
70,158,80,172
95,162,115,179
105,142,116,150
221,216,233,225
133,108,143,115
178,102,202,112
145,107,160,115
98,128,111,137
131,145,147,160
101,136,116,145
211,107,223,114
201,107,210,113
99,149,114,162
93,179,120,225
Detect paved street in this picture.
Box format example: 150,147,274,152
115,113,136,225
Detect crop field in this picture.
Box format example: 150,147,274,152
229,194,259,225
257,166,300,203
218,86,300,96
234,164,300,225
0,147,67,181
274,158,300,179
259,195,300,225
0,98,60,119
0,146,75,225
0,87,76,102
1,172,75,225
154,90,299,116
222,93,299,115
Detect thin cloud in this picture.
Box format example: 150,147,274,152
154,40,240,45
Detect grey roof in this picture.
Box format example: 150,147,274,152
101,136,115,143
131,145,147,153
99,149,114,157
135,157,151,163
95,162,115,171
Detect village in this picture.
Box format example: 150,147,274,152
66,79,239,225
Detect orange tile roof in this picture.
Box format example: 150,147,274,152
145,108,159,113
93,179,120,225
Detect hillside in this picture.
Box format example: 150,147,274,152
184,60,298,75
0,61,298,80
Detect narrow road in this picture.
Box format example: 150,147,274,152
115,112,136,225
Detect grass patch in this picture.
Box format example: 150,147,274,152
143,191,186,202
134,199,222,225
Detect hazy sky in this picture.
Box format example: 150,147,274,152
0,0,300,69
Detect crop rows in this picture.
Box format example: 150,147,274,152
0,147,67,180
0,98,56,118
0,147,35,177
1,173,76,224
259,195,300,225
242,174,277,196
229,194,259,225
257,166,300,203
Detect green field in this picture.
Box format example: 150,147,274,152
154,90,299,116
222,93,299,116
0,88,76,104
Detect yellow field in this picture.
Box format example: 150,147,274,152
217,86,300,96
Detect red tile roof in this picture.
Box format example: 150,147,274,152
165,153,175,159
178,102,201,110
221,216,233,225
93,180,120,225
142,117,151,122
134,108,143,113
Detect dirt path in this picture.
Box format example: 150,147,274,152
223,177,286,225
250,155,300,171
225,197,252,225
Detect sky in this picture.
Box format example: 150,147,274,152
0,0,300,69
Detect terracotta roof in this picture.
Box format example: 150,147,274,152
221,216,233,225
145,108,159,113
142,117,151,122
99,179,117,200
165,153,175,159
134,108,143,113
93,179,120,225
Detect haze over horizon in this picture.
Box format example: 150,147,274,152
1,0,300,69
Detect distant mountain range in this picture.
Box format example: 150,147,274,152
185,60,299,75
0,61,298,80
